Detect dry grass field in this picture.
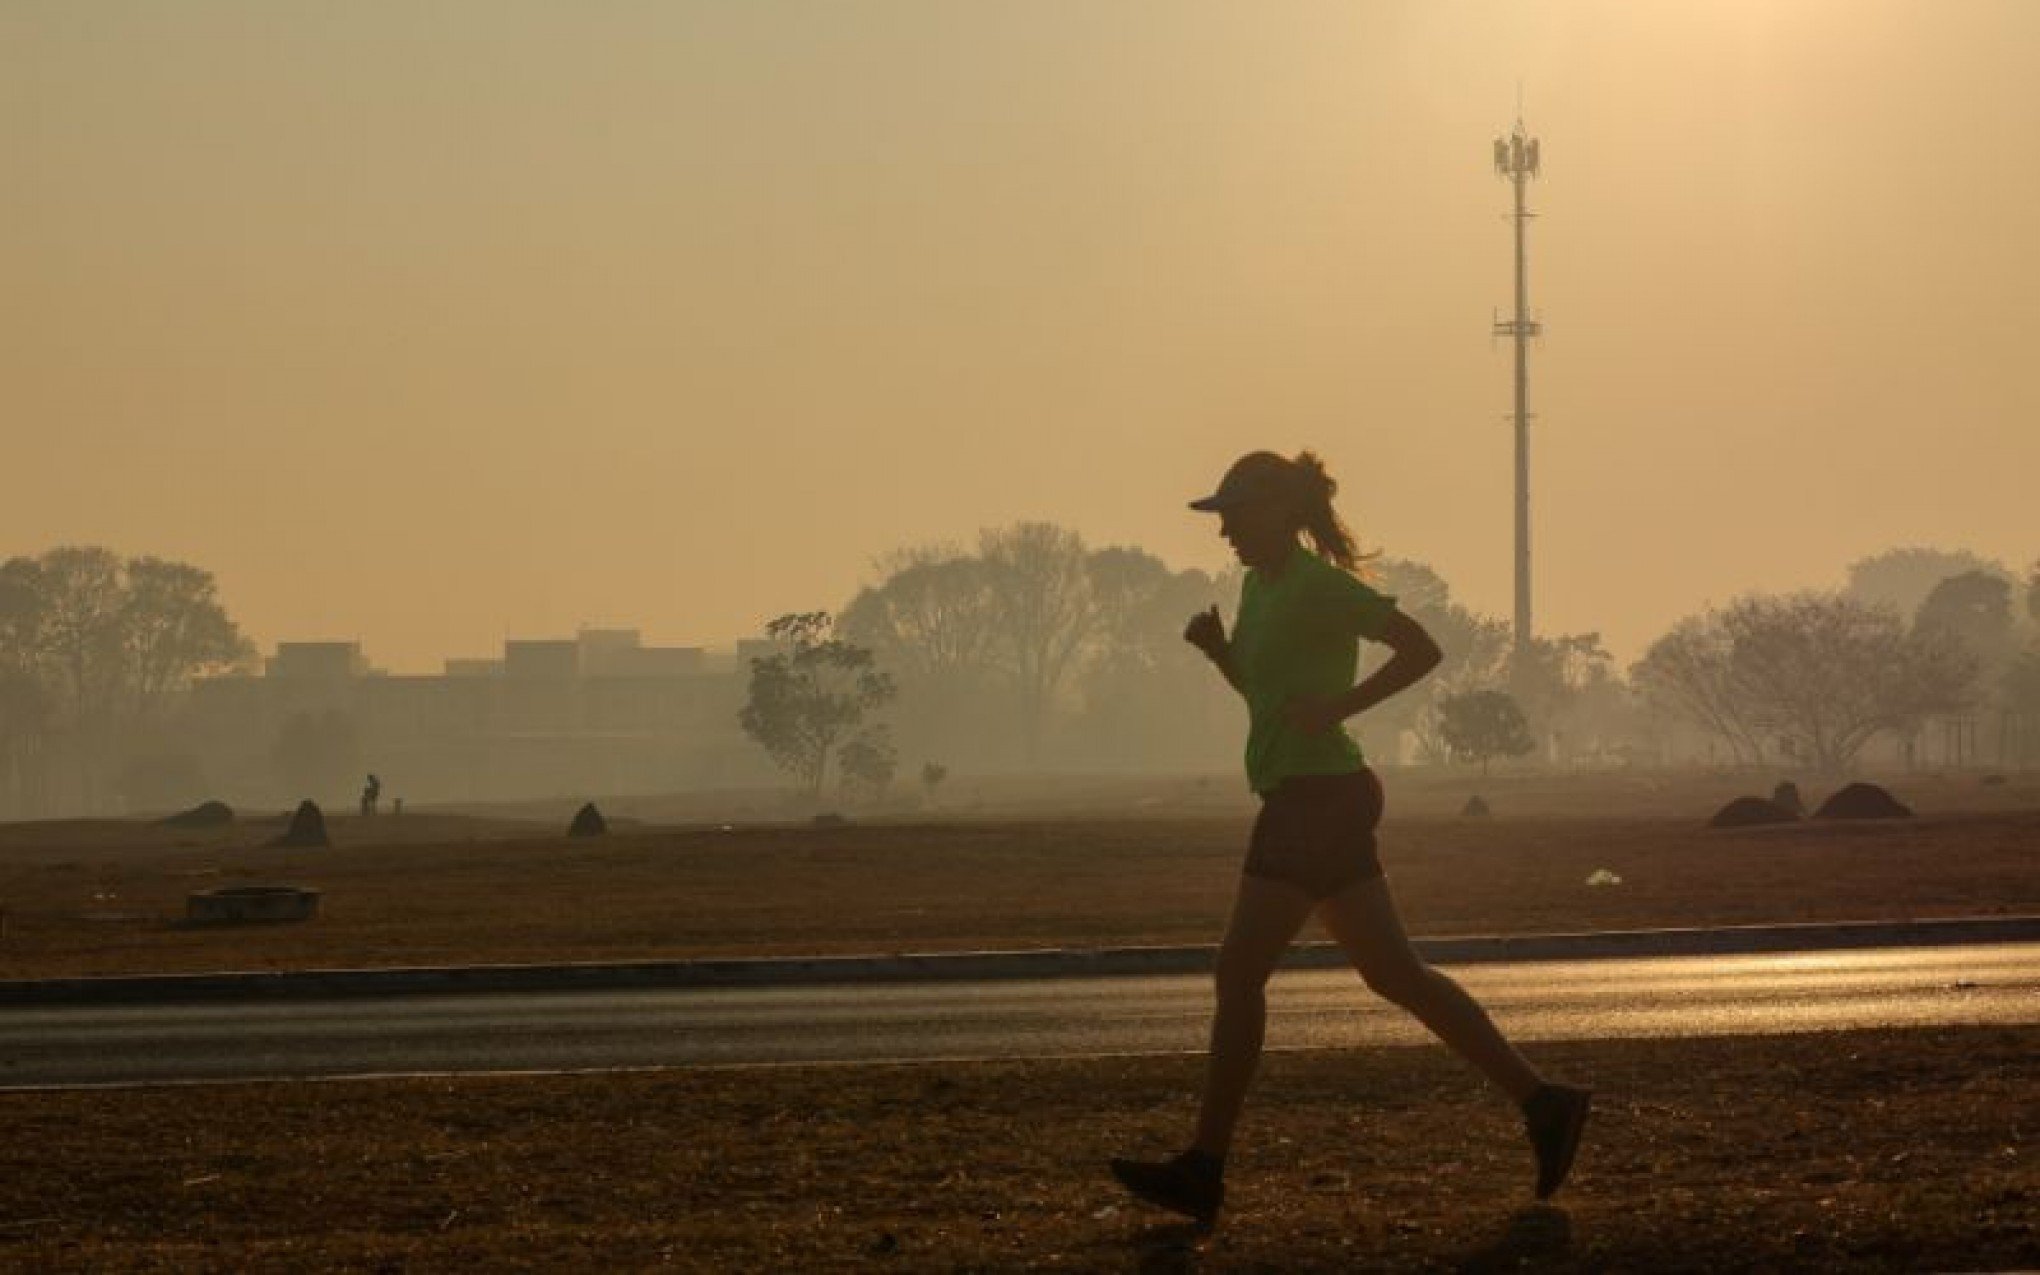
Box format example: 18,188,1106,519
0,770,2034,979
0,1026,2031,1271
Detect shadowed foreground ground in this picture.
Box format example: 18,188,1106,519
1,1025,2032,1271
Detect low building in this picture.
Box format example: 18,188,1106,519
186,628,771,806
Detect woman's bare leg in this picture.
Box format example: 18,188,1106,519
1190,874,1318,1157
1316,874,1542,1103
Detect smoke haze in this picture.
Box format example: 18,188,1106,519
7,1,2036,671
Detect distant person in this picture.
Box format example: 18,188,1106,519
360,773,381,818
1109,450,1590,1226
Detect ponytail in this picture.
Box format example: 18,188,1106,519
1289,450,1367,571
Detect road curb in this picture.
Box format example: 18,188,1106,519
4,915,2039,1007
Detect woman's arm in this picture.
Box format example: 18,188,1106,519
1287,609,1442,734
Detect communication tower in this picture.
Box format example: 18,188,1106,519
1492,120,1542,669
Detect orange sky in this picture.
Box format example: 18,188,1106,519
7,1,2036,672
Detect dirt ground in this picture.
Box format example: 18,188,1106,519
1,771,2036,978
0,1025,2031,1271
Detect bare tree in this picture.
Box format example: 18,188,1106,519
1631,613,1767,765
838,548,1006,768
1721,592,1976,773
0,563,49,812
34,547,127,737
979,523,1099,762
838,546,999,681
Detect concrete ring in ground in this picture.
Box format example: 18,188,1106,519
186,886,321,925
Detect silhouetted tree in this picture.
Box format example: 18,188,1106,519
838,547,999,681
836,727,898,802
0,561,50,811
2005,650,2040,764
1369,557,1452,617
1845,546,2011,621
739,612,896,796
1913,571,2018,762
839,547,1009,768
980,523,1100,762
0,547,252,812
1632,613,1767,765
1360,558,1509,763
1721,592,1976,773
1076,547,1235,769
0,668,48,814
1436,689,1535,776
1505,631,1618,759
35,547,128,743
120,556,251,721
1915,571,2016,657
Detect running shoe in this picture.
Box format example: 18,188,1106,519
1522,1083,1592,1199
1108,1150,1224,1224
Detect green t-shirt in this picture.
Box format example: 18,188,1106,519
1229,546,1398,794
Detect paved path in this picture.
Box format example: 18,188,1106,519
3,941,2035,1089
7,915,2037,1005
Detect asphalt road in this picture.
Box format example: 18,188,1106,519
3,942,2036,1090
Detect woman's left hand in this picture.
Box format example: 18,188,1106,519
1284,694,1346,736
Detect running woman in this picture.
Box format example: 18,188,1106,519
1109,450,1590,1226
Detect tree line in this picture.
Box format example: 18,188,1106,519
2,537,2032,816
1634,554,2040,772
744,534,2040,795
0,547,252,813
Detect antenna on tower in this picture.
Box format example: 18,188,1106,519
1492,114,1542,676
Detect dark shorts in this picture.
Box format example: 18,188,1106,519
1243,769,1386,900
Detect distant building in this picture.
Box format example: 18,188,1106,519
579,628,705,678
186,627,772,806
267,642,371,680
503,639,580,679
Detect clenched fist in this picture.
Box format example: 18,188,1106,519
1184,606,1227,659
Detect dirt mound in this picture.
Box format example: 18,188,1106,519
1771,781,1805,816
567,802,607,838
269,800,330,848
159,800,234,829
1813,783,1913,820
1709,796,1800,829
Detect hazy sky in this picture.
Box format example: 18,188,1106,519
8,1,2037,672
